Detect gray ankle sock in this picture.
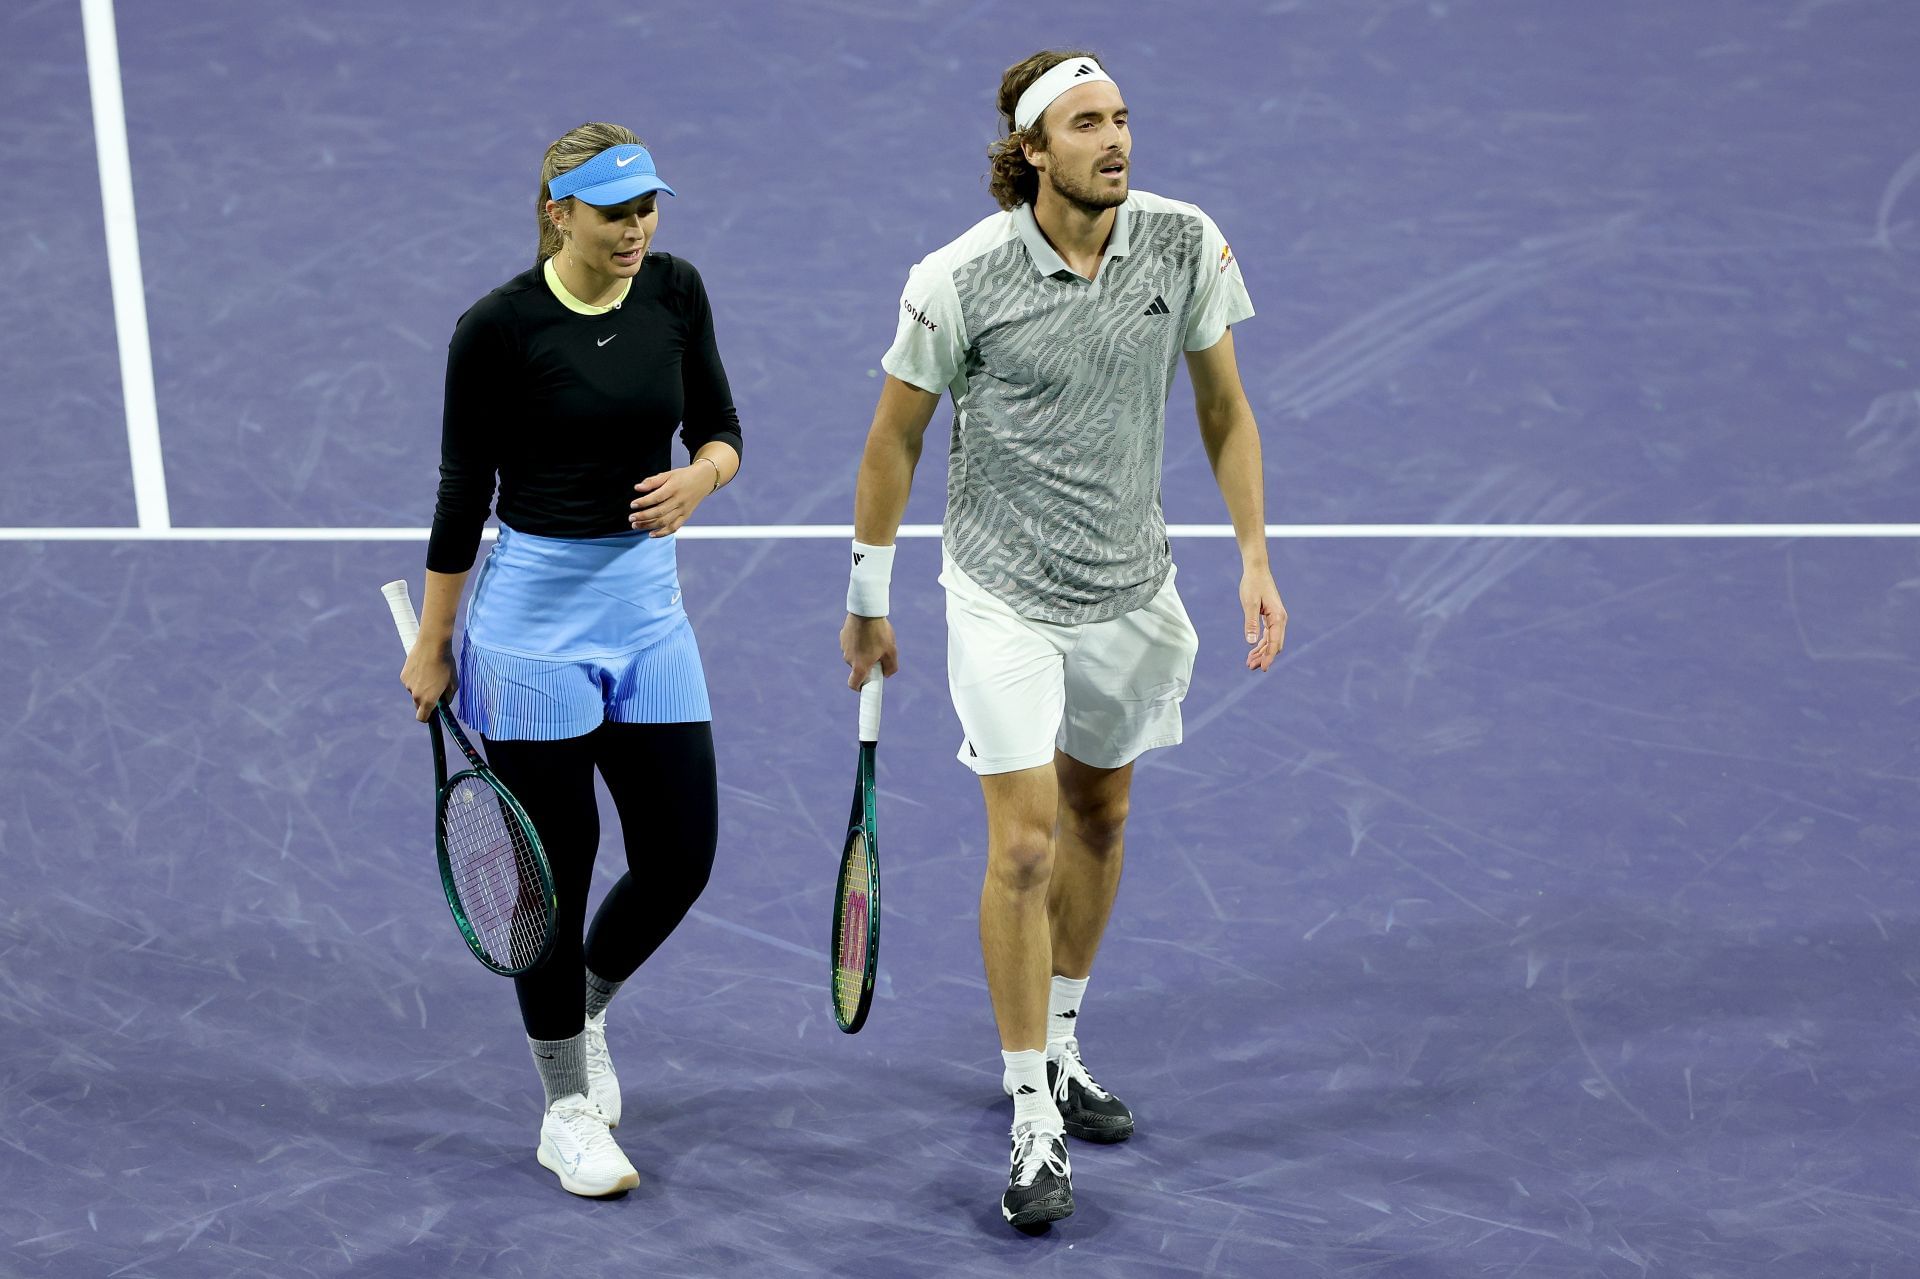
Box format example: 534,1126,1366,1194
528,1032,589,1107
585,970,623,1020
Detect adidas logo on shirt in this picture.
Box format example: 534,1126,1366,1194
1143,295,1170,316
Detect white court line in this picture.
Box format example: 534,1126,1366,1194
1,523,1917,542
81,0,169,530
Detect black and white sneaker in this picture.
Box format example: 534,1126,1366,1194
1001,1122,1074,1228
1049,1039,1134,1143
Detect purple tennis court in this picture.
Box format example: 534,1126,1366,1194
5,2,1919,1275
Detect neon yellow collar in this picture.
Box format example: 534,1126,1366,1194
544,256,631,315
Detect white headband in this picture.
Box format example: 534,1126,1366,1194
1013,57,1117,131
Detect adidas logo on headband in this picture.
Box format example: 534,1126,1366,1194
1014,57,1118,131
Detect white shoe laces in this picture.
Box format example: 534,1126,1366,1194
1010,1123,1069,1189
1053,1038,1112,1102
549,1096,622,1162
583,1014,614,1084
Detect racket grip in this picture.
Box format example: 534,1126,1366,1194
858,666,883,743
381,579,422,652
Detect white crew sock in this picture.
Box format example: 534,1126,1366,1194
1047,975,1089,1061
1001,1049,1059,1132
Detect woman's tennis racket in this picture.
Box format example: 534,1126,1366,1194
382,580,557,977
831,667,883,1033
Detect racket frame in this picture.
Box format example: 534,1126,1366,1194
427,699,559,977
831,671,883,1033
383,579,557,978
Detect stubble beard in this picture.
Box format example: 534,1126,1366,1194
1046,159,1127,216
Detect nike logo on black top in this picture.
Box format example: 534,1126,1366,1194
1143,295,1170,316
425,255,744,576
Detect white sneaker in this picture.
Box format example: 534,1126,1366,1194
536,1093,639,1196
583,1009,621,1127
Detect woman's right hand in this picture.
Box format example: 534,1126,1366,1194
401,639,457,722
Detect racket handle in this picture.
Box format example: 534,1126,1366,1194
858,665,883,744
382,579,422,652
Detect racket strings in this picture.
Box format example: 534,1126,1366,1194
832,835,873,1020
442,777,548,970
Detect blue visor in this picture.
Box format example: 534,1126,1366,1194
547,144,677,206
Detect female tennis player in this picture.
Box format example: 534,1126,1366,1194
399,122,741,1197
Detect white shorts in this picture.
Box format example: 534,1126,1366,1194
942,551,1200,776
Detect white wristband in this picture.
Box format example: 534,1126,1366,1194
846,540,896,617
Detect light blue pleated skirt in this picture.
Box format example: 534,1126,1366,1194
454,523,711,740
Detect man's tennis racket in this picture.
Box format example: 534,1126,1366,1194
831,667,883,1033
382,580,557,977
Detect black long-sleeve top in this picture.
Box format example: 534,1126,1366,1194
426,254,743,573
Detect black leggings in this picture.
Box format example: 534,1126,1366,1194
482,721,717,1041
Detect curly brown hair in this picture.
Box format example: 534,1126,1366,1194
536,122,643,265
986,48,1103,211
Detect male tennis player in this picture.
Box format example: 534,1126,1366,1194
840,50,1285,1228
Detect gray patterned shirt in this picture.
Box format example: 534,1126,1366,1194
882,191,1254,623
